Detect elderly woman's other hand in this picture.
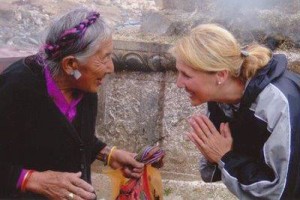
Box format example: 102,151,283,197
187,115,233,164
25,171,96,200
109,149,144,179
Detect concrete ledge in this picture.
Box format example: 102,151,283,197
0,40,176,73
113,40,175,72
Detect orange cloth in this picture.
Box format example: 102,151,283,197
103,146,164,200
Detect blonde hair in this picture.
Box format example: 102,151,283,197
170,24,272,80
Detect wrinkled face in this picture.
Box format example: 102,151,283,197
176,59,217,106
76,39,114,93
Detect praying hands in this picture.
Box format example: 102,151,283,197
187,115,233,164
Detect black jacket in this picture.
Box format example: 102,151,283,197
0,56,106,198
200,54,300,199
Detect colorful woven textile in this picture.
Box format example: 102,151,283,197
104,146,165,200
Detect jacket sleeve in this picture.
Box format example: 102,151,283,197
0,75,23,194
218,84,292,200
199,156,221,182
88,93,107,163
91,135,106,163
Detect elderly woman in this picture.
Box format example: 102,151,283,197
171,24,300,199
0,8,144,199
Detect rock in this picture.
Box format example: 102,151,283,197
140,10,192,36
141,11,173,35
154,0,201,12
289,61,300,74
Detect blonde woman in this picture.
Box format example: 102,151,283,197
171,24,300,199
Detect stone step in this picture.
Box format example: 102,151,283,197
91,171,237,200
162,179,237,200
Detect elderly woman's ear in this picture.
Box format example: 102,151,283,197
61,56,79,75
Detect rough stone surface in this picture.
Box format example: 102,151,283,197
95,69,206,176
96,71,166,151
154,0,201,12
141,11,173,35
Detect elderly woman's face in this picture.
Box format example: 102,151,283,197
76,38,114,93
176,59,217,106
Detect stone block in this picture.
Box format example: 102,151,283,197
140,11,190,36
96,71,166,152
141,11,173,35
155,0,201,12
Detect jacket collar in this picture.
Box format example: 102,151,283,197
240,54,287,109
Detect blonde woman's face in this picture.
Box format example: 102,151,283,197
176,59,217,106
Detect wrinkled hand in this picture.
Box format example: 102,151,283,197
187,115,233,163
109,149,144,179
26,171,96,200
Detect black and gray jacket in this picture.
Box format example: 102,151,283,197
200,54,300,199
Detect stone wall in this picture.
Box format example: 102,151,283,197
95,40,205,177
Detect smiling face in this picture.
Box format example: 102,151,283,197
75,38,114,93
176,58,218,106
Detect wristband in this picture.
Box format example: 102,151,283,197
107,146,117,167
21,170,35,192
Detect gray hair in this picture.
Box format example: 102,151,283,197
41,8,112,77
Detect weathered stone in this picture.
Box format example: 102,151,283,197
163,179,237,200
289,61,300,74
141,11,173,35
154,0,201,12
140,10,193,36
96,71,166,152
113,40,175,71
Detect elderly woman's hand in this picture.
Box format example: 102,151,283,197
109,149,144,179
187,115,233,164
25,171,96,200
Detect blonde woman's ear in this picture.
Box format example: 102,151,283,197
216,70,229,85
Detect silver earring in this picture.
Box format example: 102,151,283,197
71,70,81,80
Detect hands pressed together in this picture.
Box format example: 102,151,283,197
187,115,233,164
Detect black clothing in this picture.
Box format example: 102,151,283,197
0,56,106,198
